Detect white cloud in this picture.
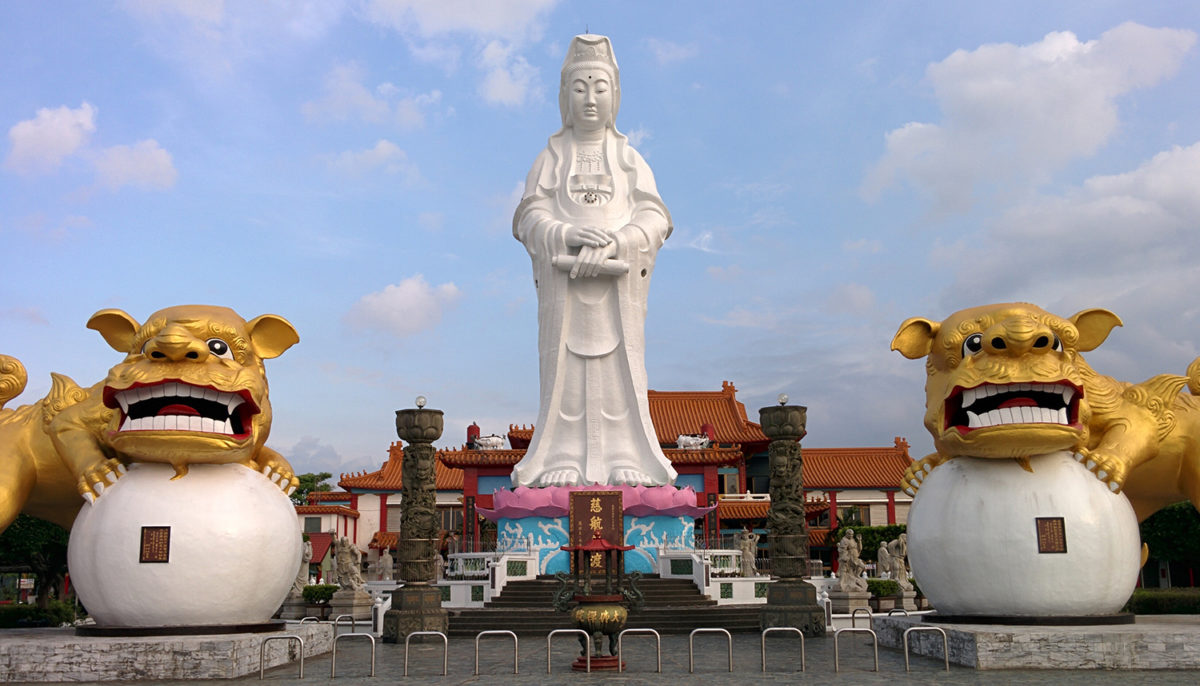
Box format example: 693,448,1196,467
303,63,391,122
937,141,1200,368
303,63,441,128
345,274,463,338
361,0,557,42
863,22,1196,213
418,211,445,232
93,140,178,191
4,102,96,175
326,139,418,181
478,40,539,107
625,126,651,148
646,38,698,65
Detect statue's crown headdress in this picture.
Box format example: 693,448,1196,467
558,34,621,126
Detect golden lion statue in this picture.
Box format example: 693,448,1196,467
0,305,300,534
892,302,1200,522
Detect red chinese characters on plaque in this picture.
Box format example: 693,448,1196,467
569,490,623,573
139,526,171,563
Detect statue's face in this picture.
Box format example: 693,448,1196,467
567,68,613,132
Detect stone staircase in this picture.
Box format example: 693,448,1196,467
446,575,764,636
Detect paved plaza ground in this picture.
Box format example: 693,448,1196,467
254,631,1196,686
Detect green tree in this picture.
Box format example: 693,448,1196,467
1140,501,1200,562
290,472,333,505
0,515,70,609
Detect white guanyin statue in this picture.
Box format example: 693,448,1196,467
511,34,677,488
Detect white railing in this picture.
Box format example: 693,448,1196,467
717,492,771,501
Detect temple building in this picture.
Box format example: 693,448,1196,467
297,381,913,573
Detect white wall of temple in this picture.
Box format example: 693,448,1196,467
356,493,381,548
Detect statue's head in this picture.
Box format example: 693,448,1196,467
559,34,620,130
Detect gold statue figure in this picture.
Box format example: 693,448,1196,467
892,302,1200,521
0,305,300,533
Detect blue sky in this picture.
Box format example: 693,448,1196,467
3,1,1199,480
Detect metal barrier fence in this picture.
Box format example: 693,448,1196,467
834,627,879,673
403,631,448,676
688,627,733,673
617,628,662,673
851,607,874,629
761,627,805,673
259,635,304,680
474,630,519,675
904,625,950,672
330,633,375,678
332,615,357,635
546,629,591,673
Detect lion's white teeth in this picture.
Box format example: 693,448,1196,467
150,385,165,398
967,411,981,428
120,416,132,431
226,395,243,413
117,395,129,413
202,387,218,402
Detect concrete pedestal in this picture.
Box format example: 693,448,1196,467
759,579,826,636
899,589,918,612
829,589,871,614
382,584,448,643
875,614,1200,669
329,588,373,621
276,595,308,620
0,623,332,681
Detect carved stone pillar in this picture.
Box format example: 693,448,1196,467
382,401,448,642
758,402,826,636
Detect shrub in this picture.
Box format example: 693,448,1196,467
0,599,76,628
866,579,900,598
1122,588,1200,614
301,584,338,605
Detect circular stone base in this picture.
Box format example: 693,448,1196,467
573,655,624,671
76,621,286,637
924,612,1136,626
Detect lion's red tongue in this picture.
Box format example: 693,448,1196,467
998,398,1038,409
158,404,200,416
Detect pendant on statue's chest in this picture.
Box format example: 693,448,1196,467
583,190,599,205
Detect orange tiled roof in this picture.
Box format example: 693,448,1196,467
717,497,830,520
339,442,465,491
647,381,768,446
306,490,349,503
809,528,832,548
663,446,744,465
802,438,913,489
439,447,525,468
295,504,359,518
307,531,333,564
717,500,770,519
368,530,399,550
500,382,768,450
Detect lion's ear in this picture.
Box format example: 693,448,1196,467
891,317,940,359
246,314,299,359
87,309,141,353
1071,308,1122,352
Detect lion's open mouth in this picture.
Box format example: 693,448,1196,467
945,381,1080,433
103,381,258,439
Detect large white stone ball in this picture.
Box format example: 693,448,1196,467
68,462,301,627
907,451,1140,616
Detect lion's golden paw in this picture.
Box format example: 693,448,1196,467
77,459,128,502
1075,449,1125,494
901,457,939,497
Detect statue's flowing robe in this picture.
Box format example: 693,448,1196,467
512,128,677,486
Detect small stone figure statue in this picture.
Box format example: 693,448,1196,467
836,529,868,592
377,547,393,582
334,536,365,592
290,539,313,598
511,33,676,488
885,534,913,591
738,529,760,577
877,541,893,579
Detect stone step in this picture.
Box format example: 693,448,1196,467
446,605,765,636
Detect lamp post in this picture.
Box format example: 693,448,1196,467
759,395,826,636
382,396,448,642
